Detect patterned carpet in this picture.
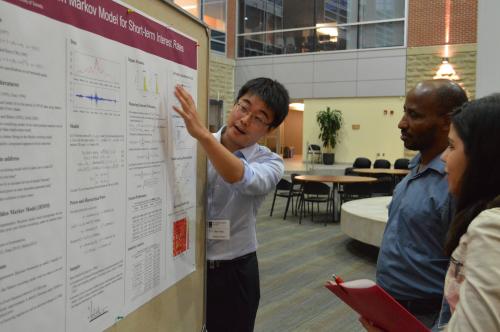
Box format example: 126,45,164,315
255,192,379,332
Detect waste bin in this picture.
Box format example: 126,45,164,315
283,146,291,158
283,146,295,158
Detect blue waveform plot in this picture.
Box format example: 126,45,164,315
75,93,118,105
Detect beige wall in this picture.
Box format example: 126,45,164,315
407,44,477,98
209,54,236,116
304,97,406,164
283,110,303,155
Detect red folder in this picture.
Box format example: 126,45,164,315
325,278,430,332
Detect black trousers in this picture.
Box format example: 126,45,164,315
206,252,260,332
395,297,442,328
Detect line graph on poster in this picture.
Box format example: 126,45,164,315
168,72,196,154
70,48,120,85
170,156,195,209
130,165,163,190
71,83,120,113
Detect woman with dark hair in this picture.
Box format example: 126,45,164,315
361,94,500,331
439,93,500,331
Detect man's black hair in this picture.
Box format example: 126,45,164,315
236,77,290,128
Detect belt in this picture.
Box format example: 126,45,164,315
396,297,442,315
207,252,256,270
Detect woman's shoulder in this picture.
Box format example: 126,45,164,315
468,208,500,237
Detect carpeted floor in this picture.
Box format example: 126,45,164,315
255,192,379,332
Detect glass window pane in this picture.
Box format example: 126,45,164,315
316,0,358,24
359,21,404,48
240,0,264,33
204,0,226,32
211,30,226,43
174,0,201,18
237,0,406,57
316,25,349,51
238,34,265,57
282,29,316,54
282,0,314,29
266,1,283,31
239,0,283,34
238,29,319,57
343,25,359,49
211,40,226,52
239,29,315,57
211,30,226,52
359,0,405,21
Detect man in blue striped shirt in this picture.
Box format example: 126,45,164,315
174,78,289,332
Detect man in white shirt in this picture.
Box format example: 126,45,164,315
173,77,289,331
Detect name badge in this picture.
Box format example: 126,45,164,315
207,219,230,240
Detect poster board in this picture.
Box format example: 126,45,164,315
0,0,208,331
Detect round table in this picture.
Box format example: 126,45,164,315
295,175,377,222
340,196,392,247
352,168,410,176
352,168,410,192
295,175,378,184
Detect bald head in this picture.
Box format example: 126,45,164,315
410,79,468,116
400,79,468,163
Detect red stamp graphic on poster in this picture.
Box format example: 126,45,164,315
173,218,188,256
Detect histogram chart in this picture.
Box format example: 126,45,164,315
69,47,121,116
126,58,162,100
134,68,160,97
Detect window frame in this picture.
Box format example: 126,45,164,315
203,0,228,55
236,0,407,58
173,0,228,54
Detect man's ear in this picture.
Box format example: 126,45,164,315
267,126,278,136
441,112,451,133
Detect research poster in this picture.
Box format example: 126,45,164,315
0,1,198,331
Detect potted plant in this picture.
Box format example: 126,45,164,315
316,106,343,165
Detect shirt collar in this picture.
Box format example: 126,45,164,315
214,126,258,160
409,152,446,175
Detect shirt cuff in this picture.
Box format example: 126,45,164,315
232,158,253,188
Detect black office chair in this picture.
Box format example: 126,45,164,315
371,159,393,195
340,181,373,204
284,173,303,219
393,158,410,187
298,181,331,225
394,158,410,169
345,157,371,175
270,178,293,217
373,159,391,169
270,175,303,219
371,179,393,196
354,157,372,168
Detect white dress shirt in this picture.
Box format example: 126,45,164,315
206,127,284,260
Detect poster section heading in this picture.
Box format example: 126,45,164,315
5,0,197,69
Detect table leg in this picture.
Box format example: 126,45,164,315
331,183,340,223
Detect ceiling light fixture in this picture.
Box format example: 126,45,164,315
289,103,304,111
316,23,338,42
433,57,459,80
434,0,459,81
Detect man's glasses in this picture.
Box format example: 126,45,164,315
235,102,272,128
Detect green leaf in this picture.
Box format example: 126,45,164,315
316,106,343,153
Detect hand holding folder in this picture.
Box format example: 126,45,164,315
325,276,430,332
